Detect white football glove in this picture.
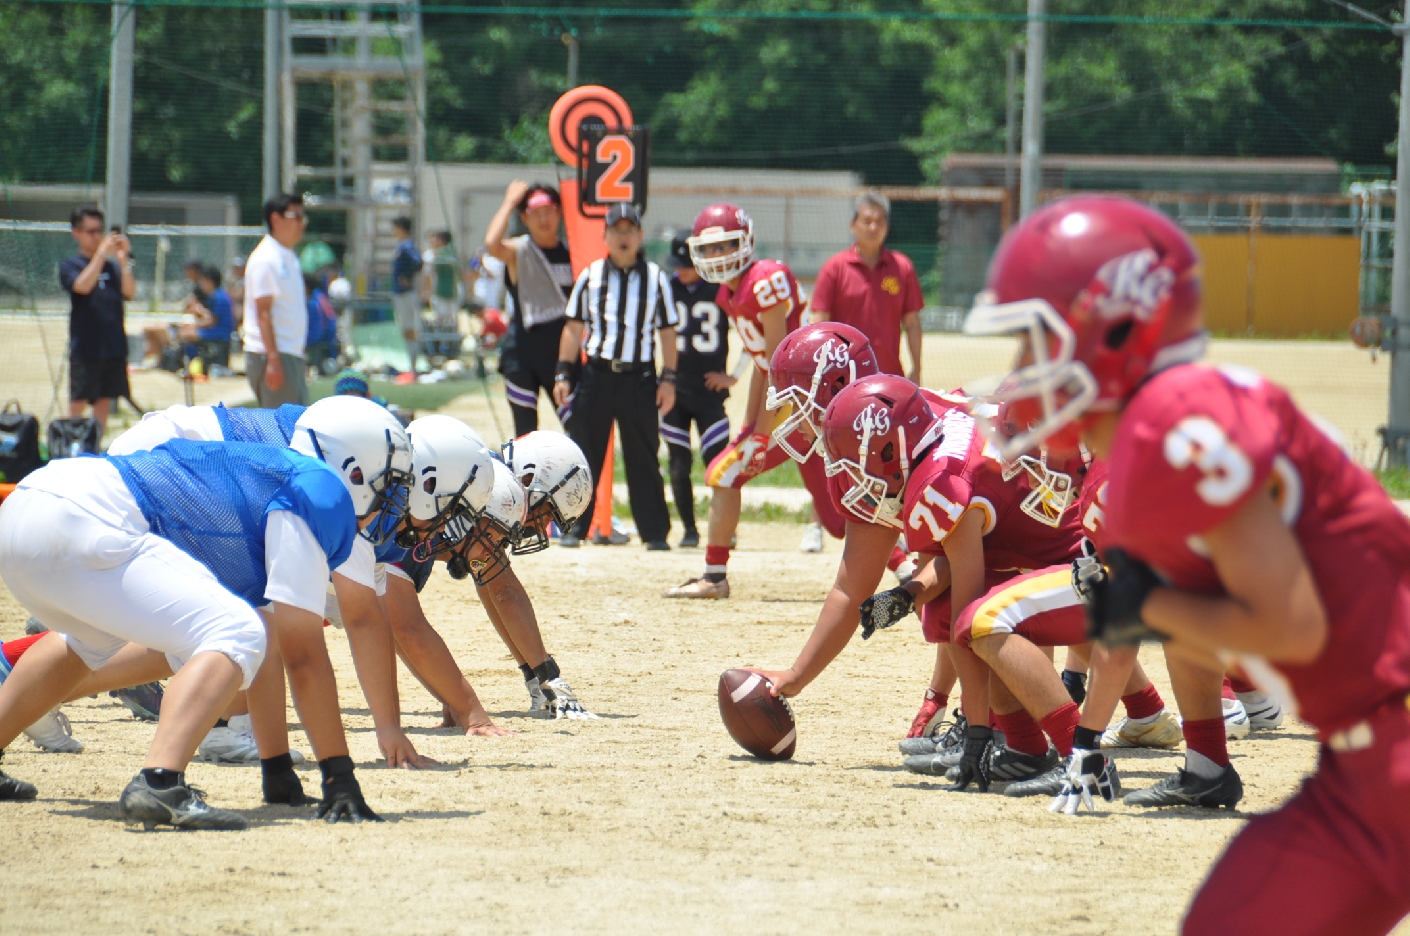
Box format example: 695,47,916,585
1049,749,1121,815
541,677,598,720
525,676,550,715
1071,538,1106,606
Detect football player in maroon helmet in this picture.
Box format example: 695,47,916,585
664,204,849,599
970,194,1410,932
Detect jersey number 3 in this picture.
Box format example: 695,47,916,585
677,301,722,354
1163,416,1253,507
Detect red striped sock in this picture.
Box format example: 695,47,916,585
1182,718,1230,768
995,710,1048,757
1039,702,1081,757
704,545,730,573
1121,684,1164,720
886,546,907,572
2,634,45,667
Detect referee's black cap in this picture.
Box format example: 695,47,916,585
667,234,691,268
605,202,642,228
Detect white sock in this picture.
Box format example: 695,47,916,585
1128,709,1163,726
1185,749,1223,779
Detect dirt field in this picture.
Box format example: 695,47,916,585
3,517,1391,936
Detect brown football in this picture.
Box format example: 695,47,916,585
717,669,797,760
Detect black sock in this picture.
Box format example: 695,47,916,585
261,753,295,778
1073,726,1103,751
703,572,726,584
533,656,561,685
140,767,182,789
518,663,535,682
1061,670,1088,706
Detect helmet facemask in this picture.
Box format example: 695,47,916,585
687,226,753,284
304,424,413,546
963,298,1098,462
439,511,515,586
510,461,586,556
396,463,485,551
825,419,909,530
767,351,858,464
1001,454,1075,528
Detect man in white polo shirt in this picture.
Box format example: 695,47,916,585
244,193,310,407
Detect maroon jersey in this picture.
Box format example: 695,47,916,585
717,260,805,371
900,407,1083,570
1075,458,1109,551
1104,363,1410,737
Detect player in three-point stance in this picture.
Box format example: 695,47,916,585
968,194,1410,932
0,395,409,827
664,203,849,599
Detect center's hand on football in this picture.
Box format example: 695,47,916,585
750,668,802,698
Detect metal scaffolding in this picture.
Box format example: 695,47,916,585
278,0,424,292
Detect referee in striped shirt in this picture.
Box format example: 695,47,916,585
552,203,680,549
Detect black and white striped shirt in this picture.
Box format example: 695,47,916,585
565,257,680,365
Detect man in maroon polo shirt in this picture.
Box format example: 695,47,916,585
810,190,924,383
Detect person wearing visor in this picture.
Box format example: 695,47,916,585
390,428,598,720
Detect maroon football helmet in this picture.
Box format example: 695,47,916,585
766,322,880,463
964,195,1204,459
687,203,755,284
821,375,942,528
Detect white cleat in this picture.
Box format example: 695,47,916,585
1223,698,1251,741
1100,709,1183,750
799,523,824,554
25,708,83,754
199,714,304,765
1236,690,1284,731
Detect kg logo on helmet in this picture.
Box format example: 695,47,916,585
813,339,851,372
853,403,892,440
1092,249,1175,321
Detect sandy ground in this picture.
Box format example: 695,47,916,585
3,519,1397,936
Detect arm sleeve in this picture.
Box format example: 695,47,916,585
58,257,80,293
901,257,925,315
809,258,837,314
332,535,380,594
246,253,282,302
564,266,591,322
264,510,333,615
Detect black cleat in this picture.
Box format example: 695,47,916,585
1123,766,1243,809
1004,762,1067,798
119,774,248,830
678,531,700,548
987,744,1059,784
0,770,38,801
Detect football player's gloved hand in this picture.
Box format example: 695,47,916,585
859,586,916,639
316,758,382,824
1049,749,1121,815
525,675,550,715
261,758,308,807
949,725,992,793
541,677,599,720
906,687,943,739
1070,538,1105,606
1084,548,1170,647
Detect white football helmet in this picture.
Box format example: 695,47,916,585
444,458,527,585
401,415,495,551
501,431,592,554
291,396,412,544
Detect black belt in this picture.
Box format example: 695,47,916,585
589,357,655,374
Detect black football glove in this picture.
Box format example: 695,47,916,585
315,756,383,824
261,754,308,807
1085,547,1170,647
949,725,992,793
858,587,916,640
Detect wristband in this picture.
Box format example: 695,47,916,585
554,361,575,383
658,367,677,386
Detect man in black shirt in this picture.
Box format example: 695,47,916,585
485,181,576,437
59,205,134,433
659,236,735,548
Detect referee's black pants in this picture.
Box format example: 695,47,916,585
567,361,671,543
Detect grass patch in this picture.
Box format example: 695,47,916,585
306,377,481,411
1377,467,1410,499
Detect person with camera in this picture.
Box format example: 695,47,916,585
60,205,134,434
